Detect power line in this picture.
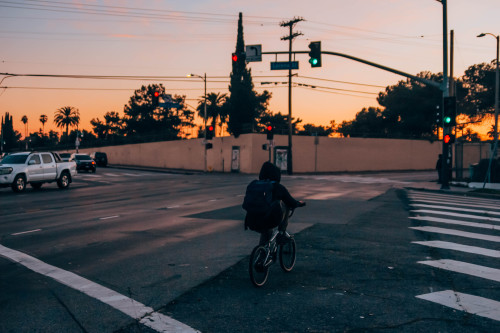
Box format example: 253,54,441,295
298,75,385,88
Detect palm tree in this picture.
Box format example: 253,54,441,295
54,106,80,138
196,92,227,136
39,114,48,134
21,115,28,138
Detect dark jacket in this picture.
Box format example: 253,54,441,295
244,162,301,231
258,161,301,209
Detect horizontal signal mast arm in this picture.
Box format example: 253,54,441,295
262,50,442,90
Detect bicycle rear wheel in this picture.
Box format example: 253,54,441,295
249,245,269,287
279,237,296,272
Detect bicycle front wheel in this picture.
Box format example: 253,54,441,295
279,237,296,272
249,245,269,287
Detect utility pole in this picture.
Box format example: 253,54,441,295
280,17,303,175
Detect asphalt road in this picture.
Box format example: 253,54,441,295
0,168,499,332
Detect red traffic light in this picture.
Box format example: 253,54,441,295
208,125,214,131
266,125,273,131
232,53,238,62
154,91,160,97
443,134,455,144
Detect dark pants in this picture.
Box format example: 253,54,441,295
259,201,289,245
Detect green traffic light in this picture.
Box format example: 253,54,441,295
444,116,451,124
309,58,318,65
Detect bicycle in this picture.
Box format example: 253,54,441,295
248,206,303,287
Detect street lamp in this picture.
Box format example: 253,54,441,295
477,32,499,163
187,73,208,172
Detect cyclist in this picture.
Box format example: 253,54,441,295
244,161,305,246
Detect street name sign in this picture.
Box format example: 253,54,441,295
270,61,299,70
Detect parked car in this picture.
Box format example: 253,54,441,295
0,151,77,192
59,152,72,162
71,153,96,173
90,152,108,167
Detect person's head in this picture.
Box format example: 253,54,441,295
259,161,281,183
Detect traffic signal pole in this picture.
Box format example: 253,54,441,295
440,0,451,189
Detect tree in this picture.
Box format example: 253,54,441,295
91,111,123,139
21,115,28,138
122,84,194,141
54,106,80,138
259,111,301,135
196,92,228,136
226,12,271,137
1,112,21,152
376,72,443,139
39,114,48,134
461,61,497,120
298,123,334,136
337,107,386,138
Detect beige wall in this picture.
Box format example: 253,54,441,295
74,134,486,174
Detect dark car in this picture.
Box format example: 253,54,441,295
90,152,108,167
71,154,96,173
59,153,72,162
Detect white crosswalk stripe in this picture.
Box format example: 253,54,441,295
407,190,500,321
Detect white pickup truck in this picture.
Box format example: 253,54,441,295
0,152,77,192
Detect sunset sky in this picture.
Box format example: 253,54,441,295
1,0,499,138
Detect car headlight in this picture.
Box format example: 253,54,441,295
0,167,13,175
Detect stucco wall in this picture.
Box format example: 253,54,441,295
74,134,486,174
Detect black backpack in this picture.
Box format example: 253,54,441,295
242,180,274,216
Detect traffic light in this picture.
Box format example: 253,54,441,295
206,125,215,140
232,52,245,64
266,125,274,140
443,134,455,144
308,41,322,68
443,96,456,127
152,90,160,107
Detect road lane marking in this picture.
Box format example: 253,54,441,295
408,197,500,211
11,229,42,236
410,204,500,216
416,290,500,321
413,241,500,258
410,226,500,242
0,244,199,333
408,192,500,205
411,210,500,223
409,216,500,230
99,215,120,220
418,259,500,282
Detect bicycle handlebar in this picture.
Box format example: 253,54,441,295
289,201,306,218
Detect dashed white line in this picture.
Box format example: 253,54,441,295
99,215,119,220
0,244,199,333
11,229,42,236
